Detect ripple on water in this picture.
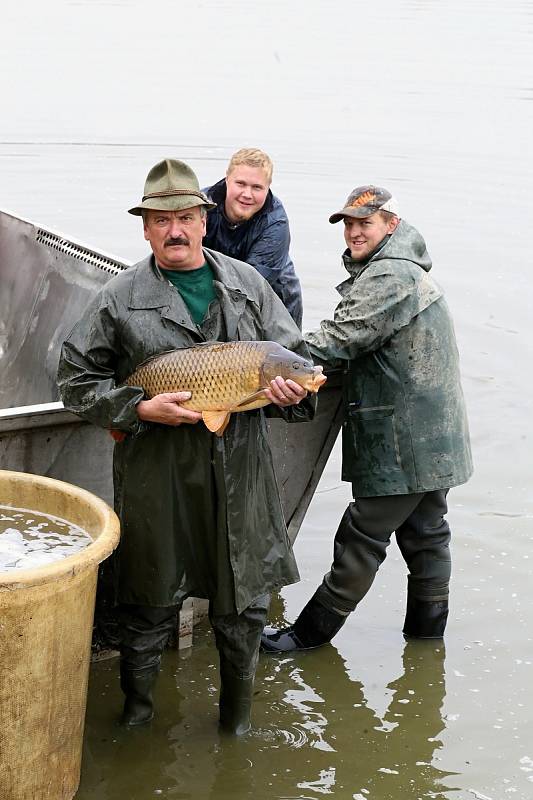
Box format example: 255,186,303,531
251,724,309,748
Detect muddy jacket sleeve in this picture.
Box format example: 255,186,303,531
306,267,432,362
57,293,145,433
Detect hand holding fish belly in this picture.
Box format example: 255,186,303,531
121,340,327,437
136,391,203,427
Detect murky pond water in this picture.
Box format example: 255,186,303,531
2,0,533,797
0,505,92,570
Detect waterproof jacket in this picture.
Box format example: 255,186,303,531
306,221,473,497
203,179,303,328
57,248,314,613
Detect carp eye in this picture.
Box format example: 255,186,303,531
292,361,300,370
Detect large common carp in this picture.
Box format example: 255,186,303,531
125,340,326,436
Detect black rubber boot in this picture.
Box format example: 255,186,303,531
260,595,347,653
120,666,158,726
218,666,254,736
403,595,449,639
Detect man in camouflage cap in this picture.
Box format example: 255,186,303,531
58,158,314,734
261,184,473,653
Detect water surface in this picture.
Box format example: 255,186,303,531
0,505,92,570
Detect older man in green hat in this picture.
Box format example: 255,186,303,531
261,185,473,654
57,158,314,734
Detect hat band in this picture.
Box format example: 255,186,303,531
142,189,208,202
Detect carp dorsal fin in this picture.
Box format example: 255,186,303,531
202,410,231,436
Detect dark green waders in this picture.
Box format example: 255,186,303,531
261,490,451,653
118,605,177,726
211,594,269,735
119,595,269,734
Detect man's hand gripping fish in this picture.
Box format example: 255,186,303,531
122,340,326,437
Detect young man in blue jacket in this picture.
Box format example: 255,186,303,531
203,148,303,328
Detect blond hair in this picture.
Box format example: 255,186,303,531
226,148,273,183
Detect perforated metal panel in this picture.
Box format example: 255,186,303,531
35,228,124,276
0,209,129,408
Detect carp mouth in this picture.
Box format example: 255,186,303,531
305,366,327,393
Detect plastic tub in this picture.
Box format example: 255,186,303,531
0,469,120,800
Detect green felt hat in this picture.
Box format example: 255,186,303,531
128,158,216,216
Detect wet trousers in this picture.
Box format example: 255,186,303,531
119,594,270,679
314,489,451,615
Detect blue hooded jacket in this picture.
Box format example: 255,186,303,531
203,178,303,327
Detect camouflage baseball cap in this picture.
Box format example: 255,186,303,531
329,185,399,224
128,158,216,216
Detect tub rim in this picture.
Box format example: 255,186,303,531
0,469,120,590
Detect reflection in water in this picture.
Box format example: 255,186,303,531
79,616,455,799
258,639,454,799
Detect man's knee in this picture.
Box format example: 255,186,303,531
211,596,269,678
119,603,178,669
348,493,423,540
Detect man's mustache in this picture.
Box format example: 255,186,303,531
165,237,189,247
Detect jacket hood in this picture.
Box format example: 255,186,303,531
343,220,432,278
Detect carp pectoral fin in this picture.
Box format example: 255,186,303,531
235,390,271,412
202,410,231,435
